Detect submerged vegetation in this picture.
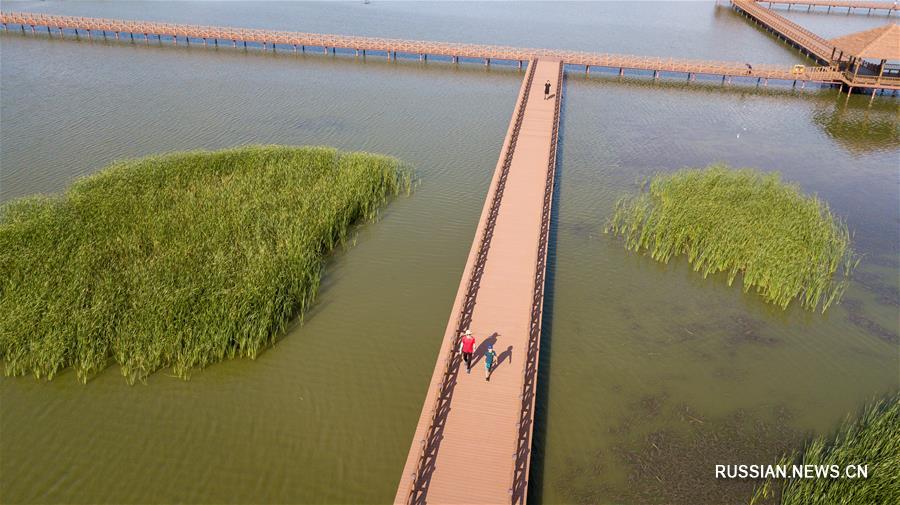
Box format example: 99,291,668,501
0,145,410,383
752,394,900,505
605,165,857,312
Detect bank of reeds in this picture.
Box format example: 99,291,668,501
751,394,899,504
0,145,410,383
605,165,857,312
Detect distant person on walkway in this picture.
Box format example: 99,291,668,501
746,63,753,75
460,329,476,374
484,344,498,381
544,80,551,100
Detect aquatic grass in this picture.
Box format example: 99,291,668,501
0,145,410,383
605,165,857,312
751,394,900,505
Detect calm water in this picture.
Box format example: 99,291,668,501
1,2,898,504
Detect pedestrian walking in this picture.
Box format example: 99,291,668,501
746,63,753,75
484,344,498,381
544,80,551,100
460,329,476,374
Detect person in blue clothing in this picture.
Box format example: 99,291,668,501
484,344,498,381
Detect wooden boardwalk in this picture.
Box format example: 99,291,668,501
3,9,898,93
394,59,562,505
732,0,838,62
731,0,900,91
0,11,848,85
754,0,898,14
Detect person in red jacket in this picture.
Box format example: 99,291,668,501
460,329,476,374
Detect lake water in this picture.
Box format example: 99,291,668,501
1,2,898,504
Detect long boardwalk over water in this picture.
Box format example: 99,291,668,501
754,0,899,14
4,9,897,93
734,0,839,63
0,11,854,87
395,59,562,505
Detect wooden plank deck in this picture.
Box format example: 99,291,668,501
394,59,562,505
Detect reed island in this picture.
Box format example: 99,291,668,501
0,146,410,383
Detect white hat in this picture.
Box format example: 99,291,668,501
464,329,472,335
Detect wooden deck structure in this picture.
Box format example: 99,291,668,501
733,0,839,62
0,10,868,89
754,0,899,15
731,0,900,91
394,59,562,505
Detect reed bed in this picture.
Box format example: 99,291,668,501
0,145,410,383
751,394,899,504
605,165,857,312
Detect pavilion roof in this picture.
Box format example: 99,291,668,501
830,23,900,61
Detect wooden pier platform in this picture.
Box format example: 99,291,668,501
394,59,562,505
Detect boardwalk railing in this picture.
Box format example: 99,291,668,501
754,0,898,13
732,0,836,62
1,11,847,84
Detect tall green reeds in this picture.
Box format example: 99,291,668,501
605,165,857,312
751,394,899,505
0,145,410,383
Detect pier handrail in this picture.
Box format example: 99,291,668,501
754,0,897,11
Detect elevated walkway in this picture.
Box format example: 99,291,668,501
394,59,563,505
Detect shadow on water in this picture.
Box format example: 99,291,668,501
527,70,567,505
